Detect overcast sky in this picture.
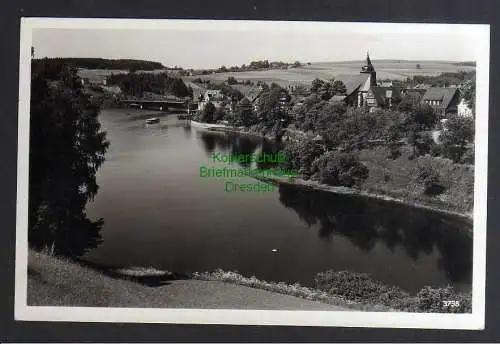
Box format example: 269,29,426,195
31,21,481,69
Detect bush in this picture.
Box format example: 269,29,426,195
315,270,472,313
416,286,472,313
387,145,402,160
280,138,326,176
312,152,369,188
315,270,409,307
460,145,474,164
416,162,447,195
430,142,443,157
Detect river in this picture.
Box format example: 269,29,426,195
84,109,473,293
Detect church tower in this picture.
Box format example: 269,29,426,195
360,52,377,86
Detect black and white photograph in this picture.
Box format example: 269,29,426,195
15,18,489,329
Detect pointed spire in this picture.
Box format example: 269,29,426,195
366,51,372,67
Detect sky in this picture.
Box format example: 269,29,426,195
31,21,482,69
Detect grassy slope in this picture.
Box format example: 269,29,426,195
27,250,350,310
358,146,474,216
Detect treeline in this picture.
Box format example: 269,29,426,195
405,71,475,87
32,57,164,71
107,72,192,98
194,59,305,75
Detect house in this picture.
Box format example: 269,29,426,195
401,88,427,102
420,87,460,117
365,86,402,112
198,89,225,111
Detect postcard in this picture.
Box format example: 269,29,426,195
15,18,489,329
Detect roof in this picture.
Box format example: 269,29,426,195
230,84,264,103
336,74,370,95
369,86,402,105
421,87,459,110
330,95,347,102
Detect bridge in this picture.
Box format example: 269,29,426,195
120,97,196,112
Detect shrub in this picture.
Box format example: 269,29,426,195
416,162,447,195
315,270,409,307
315,270,472,313
461,145,475,164
312,152,369,188
387,145,402,160
430,142,443,157
416,286,472,313
280,138,326,177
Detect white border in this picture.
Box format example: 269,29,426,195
15,18,490,329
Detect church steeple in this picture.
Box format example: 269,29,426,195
361,52,374,73
360,51,377,86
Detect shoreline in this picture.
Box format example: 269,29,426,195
253,174,473,222
189,120,473,222
28,249,471,313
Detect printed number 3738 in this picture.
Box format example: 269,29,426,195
442,301,460,307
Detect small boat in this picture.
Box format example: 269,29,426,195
146,117,160,124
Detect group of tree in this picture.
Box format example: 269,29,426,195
193,59,305,75
404,70,475,88
29,61,109,257
107,72,192,98
310,78,347,101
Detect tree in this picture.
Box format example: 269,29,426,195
398,94,418,113
331,80,347,95
310,78,325,93
235,97,258,126
440,115,474,162
29,64,109,257
200,101,216,123
460,77,476,118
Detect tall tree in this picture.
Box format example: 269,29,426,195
29,64,109,257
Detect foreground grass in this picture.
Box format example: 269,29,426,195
27,250,347,310
28,249,471,313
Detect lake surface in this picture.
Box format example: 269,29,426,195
84,109,473,293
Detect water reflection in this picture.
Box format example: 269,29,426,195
277,183,473,284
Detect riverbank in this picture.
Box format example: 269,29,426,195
27,249,471,313
255,173,472,222
27,249,350,310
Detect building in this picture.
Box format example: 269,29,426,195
365,86,402,111
401,88,427,102
420,87,460,117
330,53,378,108
198,89,225,111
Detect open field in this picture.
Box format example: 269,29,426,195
76,60,475,87
184,60,476,86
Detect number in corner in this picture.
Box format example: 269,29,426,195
442,300,460,307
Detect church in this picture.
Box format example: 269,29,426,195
335,53,401,111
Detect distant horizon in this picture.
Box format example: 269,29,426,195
31,21,483,70
32,55,477,71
